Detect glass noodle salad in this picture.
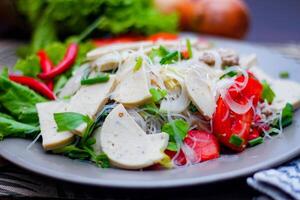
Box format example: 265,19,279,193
1,34,299,170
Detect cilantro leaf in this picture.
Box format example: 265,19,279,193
149,88,167,102
281,103,293,127
262,80,276,103
162,119,189,151
54,112,92,132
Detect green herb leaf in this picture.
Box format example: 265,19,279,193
167,142,178,151
54,112,92,132
248,136,263,147
160,51,179,65
133,57,143,72
140,103,160,115
81,74,110,85
262,80,276,103
162,119,189,151
281,103,293,127
219,71,238,80
149,88,167,102
279,71,289,79
229,134,244,147
14,55,40,77
149,45,169,61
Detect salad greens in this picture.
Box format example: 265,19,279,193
0,115,39,141
16,0,178,55
262,80,276,103
0,74,45,124
162,119,189,151
54,112,92,132
53,111,110,168
149,88,167,103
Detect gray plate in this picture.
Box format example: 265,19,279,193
1,37,300,188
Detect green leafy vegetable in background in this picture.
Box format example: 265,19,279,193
162,119,189,151
262,80,276,103
16,0,178,54
0,75,45,124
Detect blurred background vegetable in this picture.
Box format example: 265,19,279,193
154,0,249,39
15,0,178,55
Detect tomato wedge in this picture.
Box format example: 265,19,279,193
148,32,178,41
165,130,220,165
213,96,253,152
229,74,263,106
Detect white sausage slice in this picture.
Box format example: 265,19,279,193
67,76,116,136
36,101,74,150
185,69,216,118
100,104,169,169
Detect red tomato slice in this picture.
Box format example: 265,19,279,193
148,32,178,41
229,74,263,106
213,97,253,152
165,130,220,166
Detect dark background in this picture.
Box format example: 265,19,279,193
245,0,300,42
0,0,300,43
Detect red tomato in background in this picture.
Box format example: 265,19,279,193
148,32,178,41
165,130,220,166
93,35,145,46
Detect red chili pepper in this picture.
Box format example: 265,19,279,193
37,50,54,90
9,75,56,100
38,43,78,80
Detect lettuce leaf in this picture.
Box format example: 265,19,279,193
0,114,39,140
0,75,45,124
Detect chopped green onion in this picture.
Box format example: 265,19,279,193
149,88,167,102
248,136,263,147
262,80,275,103
133,57,143,72
279,71,289,79
219,71,238,79
81,74,110,85
186,39,192,58
229,134,244,147
160,51,179,64
281,103,293,127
